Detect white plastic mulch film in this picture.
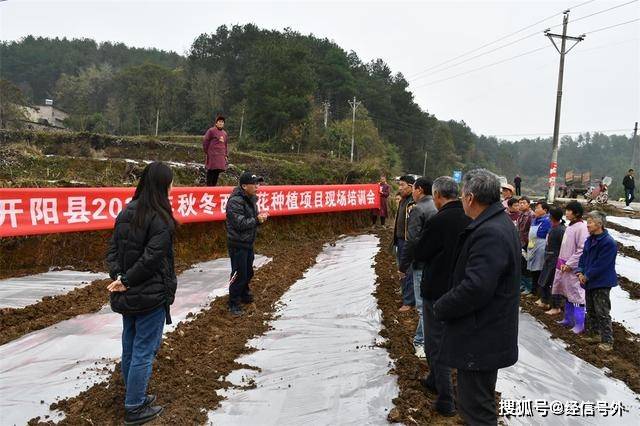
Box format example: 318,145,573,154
0,257,270,426
208,234,398,426
0,270,109,309
497,312,640,425
607,216,640,231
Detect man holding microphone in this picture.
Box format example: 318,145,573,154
226,172,268,316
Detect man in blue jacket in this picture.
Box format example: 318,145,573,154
576,210,618,352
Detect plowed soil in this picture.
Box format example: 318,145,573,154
1,213,366,346
373,228,463,425
27,213,368,425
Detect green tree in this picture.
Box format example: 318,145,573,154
0,79,29,128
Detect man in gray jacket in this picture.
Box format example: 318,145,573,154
399,177,437,358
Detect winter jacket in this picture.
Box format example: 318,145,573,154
552,219,588,304
226,186,260,249
203,127,229,171
576,230,618,290
393,194,413,244
433,202,520,371
517,209,533,248
413,200,472,300
623,175,635,190
399,196,437,273
107,200,177,323
538,222,566,289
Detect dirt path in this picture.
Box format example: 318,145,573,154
372,228,462,425
29,217,367,425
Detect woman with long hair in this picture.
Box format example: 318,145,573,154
106,161,177,425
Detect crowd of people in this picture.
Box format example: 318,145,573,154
100,151,621,425
387,170,620,425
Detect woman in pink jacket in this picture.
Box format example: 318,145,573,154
551,200,589,334
202,115,229,186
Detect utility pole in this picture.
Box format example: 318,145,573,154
322,100,330,129
632,121,640,173
423,151,428,177
544,10,585,203
348,96,361,163
155,108,159,137
239,107,245,140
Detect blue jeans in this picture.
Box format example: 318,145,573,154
395,239,415,306
413,267,424,346
228,246,255,307
122,306,166,409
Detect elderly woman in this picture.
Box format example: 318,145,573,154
551,200,589,334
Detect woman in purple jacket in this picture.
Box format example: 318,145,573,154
203,115,229,186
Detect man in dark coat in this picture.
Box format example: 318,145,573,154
226,171,268,316
433,169,520,425
623,168,635,207
393,175,416,311
399,177,437,358
514,175,522,196
413,176,471,417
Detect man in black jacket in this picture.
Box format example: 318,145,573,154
226,172,268,316
413,176,471,417
393,175,416,312
434,169,520,425
399,177,436,358
623,169,635,207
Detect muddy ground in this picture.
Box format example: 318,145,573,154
519,295,640,394
27,213,369,425
373,228,462,425
0,213,366,346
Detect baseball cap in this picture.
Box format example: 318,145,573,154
239,172,264,185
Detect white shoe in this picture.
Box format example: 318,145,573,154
414,345,426,359
623,206,634,211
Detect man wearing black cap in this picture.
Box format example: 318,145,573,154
226,171,268,316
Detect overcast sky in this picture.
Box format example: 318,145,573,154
1,0,638,140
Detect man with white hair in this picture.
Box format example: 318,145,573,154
433,169,520,425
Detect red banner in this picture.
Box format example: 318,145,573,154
0,185,380,237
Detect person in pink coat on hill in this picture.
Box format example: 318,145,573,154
203,115,229,186
552,200,589,334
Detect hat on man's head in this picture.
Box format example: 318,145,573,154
501,183,515,194
239,172,264,186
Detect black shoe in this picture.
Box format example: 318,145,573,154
241,293,254,304
433,403,457,417
420,375,437,394
229,305,244,317
143,394,156,407
124,404,163,425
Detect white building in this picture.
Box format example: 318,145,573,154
23,104,69,128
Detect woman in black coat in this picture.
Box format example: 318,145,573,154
106,161,177,425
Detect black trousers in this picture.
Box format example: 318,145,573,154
371,215,386,226
423,299,455,412
457,369,498,426
515,184,521,196
206,169,224,186
228,246,255,307
585,287,613,343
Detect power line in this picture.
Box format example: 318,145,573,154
584,18,640,34
412,46,548,89
406,0,597,80
409,0,639,82
409,16,638,90
569,0,638,24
